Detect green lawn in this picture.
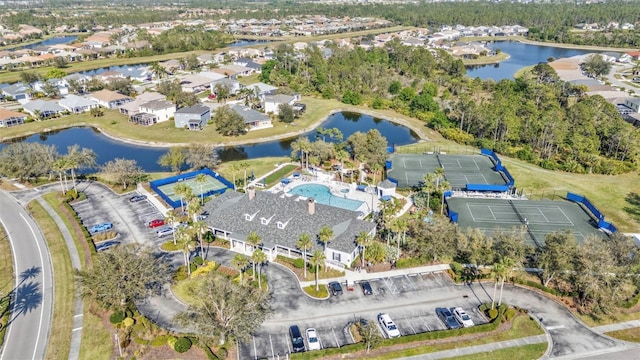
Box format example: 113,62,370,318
0,224,13,347
78,305,112,360
27,200,74,360
216,157,289,187
446,343,547,360
605,327,640,342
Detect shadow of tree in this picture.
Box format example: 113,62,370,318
623,192,640,221
1,266,41,316
4,281,43,327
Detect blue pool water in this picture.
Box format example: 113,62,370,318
288,184,364,211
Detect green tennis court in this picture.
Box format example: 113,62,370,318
447,198,605,248
156,174,227,203
387,153,508,189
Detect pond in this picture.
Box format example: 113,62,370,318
229,39,274,47
0,111,420,172
20,35,78,49
465,41,613,81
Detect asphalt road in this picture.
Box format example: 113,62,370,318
0,190,53,360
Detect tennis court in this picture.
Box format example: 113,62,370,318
386,153,508,189
156,174,227,203
447,198,605,248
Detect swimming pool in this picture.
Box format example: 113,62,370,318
288,184,365,211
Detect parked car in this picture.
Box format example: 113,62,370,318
451,307,474,328
305,328,321,351
129,194,147,203
197,211,209,221
95,240,120,251
156,227,174,238
437,308,462,330
328,281,343,296
289,325,305,353
89,222,113,234
361,281,373,295
148,219,165,228
378,313,401,338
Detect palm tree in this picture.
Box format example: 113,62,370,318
173,182,193,211
252,249,268,290
498,257,515,307
421,173,436,210
187,200,202,223
296,233,312,279
335,149,349,182
176,228,196,278
437,180,451,216
66,145,97,191
356,231,372,268
318,226,333,251
490,262,505,310
164,209,179,245
370,162,382,186
52,157,69,195
310,249,325,291
194,173,207,204
246,231,261,279
191,220,207,260
230,163,240,191
231,253,249,284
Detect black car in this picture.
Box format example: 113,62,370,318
289,325,305,353
328,281,343,296
361,281,373,295
129,194,147,203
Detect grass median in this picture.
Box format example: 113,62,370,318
27,200,74,360
0,224,13,347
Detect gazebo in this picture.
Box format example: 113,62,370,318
377,179,397,197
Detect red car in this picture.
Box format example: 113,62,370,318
148,219,165,228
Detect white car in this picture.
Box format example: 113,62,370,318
306,328,321,350
378,313,401,338
452,307,475,328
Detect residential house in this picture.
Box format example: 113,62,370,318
202,189,376,267
22,99,66,118
1,83,31,101
231,104,272,131
0,108,27,127
625,98,640,113
174,105,211,130
263,94,300,115
178,74,215,93
129,100,176,125
212,78,241,96
233,57,262,73
246,82,278,97
119,92,166,115
58,95,99,114
212,64,253,79
90,89,133,109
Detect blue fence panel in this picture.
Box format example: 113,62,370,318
387,146,395,153
387,176,399,185
501,166,515,186
566,192,615,233
481,148,501,167
449,210,459,223
466,184,510,192
385,160,392,170
566,192,584,203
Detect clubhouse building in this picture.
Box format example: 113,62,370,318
202,188,375,267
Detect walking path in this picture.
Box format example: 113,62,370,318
36,197,84,360
400,335,547,360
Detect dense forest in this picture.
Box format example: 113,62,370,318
262,41,638,175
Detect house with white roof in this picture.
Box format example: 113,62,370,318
22,99,66,118
263,94,300,115
129,99,176,125
58,95,99,114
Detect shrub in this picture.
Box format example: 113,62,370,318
123,317,135,327
293,258,305,269
150,335,171,347
217,347,228,359
488,308,498,319
174,337,192,353
192,256,204,266
504,308,516,321
450,262,464,275
110,311,125,324
167,336,178,350
191,261,217,278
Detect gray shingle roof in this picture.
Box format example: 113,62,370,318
203,190,375,253
23,99,65,113
58,95,97,109
231,104,270,124
175,104,210,115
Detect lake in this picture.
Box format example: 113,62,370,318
21,35,78,49
465,41,613,81
229,39,274,47
0,112,419,172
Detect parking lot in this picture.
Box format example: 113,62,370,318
240,271,489,360
71,182,166,247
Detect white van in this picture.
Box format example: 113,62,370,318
378,313,401,338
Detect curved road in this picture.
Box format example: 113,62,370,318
0,190,53,360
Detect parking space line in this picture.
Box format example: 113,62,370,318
284,332,291,354
269,334,275,359
404,274,417,291
430,272,445,287
419,315,432,331
332,328,340,348
252,335,257,360
404,320,417,335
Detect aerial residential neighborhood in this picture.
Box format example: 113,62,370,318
1,1,640,360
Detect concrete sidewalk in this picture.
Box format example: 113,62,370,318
591,319,640,334
399,335,547,360
300,263,451,288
